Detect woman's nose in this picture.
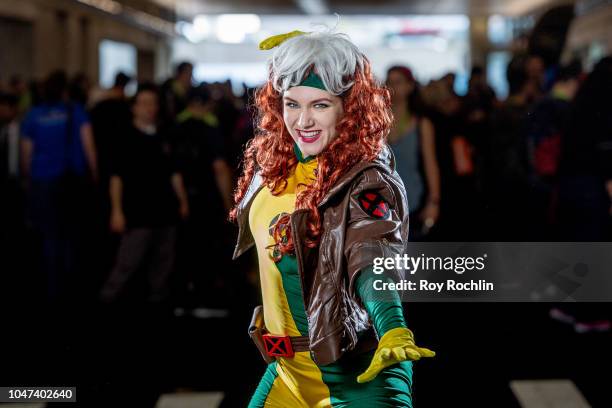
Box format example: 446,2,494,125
297,109,314,128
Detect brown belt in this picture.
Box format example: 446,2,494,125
248,305,378,364
289,335,310,352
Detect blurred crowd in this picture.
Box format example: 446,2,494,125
0,63,253,306
387,55,612,243
1,54,612,306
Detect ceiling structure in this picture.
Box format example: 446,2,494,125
82,0,572,38
152,0,573,18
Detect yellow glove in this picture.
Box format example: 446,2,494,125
357,327,435,383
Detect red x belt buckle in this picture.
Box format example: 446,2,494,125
263,334,294,358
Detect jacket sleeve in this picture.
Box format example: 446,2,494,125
343,168,409,298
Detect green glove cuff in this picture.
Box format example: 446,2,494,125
356,265,407,337
378,327,415,348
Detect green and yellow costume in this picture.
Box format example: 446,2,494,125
247,148,416,407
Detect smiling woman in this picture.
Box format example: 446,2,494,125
282,86,344,157
230,29,434,408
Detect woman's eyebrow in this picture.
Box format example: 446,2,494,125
282,97,333,103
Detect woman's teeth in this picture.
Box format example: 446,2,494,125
298,130,322,144
300,130,321,138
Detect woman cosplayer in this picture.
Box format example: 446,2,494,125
231,30,434,407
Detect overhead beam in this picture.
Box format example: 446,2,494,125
295,0,330,15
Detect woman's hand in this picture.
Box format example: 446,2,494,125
357,327,435,383
110,209,126,234
420,200,440,230
179,200,190,220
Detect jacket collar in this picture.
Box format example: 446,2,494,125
318,144,395,207
232,172,264,259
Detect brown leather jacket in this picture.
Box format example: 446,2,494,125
233,145,409,365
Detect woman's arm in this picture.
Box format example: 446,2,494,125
343,172,434,383
80,123,99,182
419,117,441,225
109,175,125,234
213,158,234,212
19,138,33,183
171,173,190,219
356,266,407,336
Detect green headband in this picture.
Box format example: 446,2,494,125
298,71,327,91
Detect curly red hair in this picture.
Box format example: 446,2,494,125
230,59,393,256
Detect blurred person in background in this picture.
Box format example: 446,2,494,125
100,83,189,304
0,92,21,233
548,57,612,334
172,85,233,307
423,78,480,240
486,55,538,240
525,54,546,101
0,92,20,186
465,66,496,112
525,60,582,240
210,80,241,153
90,72,132,191
228,86,257,172
557,56,612,241
27,79,44,107
463,66,497,133
462,66,497,215
20,70,98,301
89,72,134,290
386,66,440,239
68,72,91,107
440,72,457,96
0,92,25,300
160,61,193,122
9,75,32,117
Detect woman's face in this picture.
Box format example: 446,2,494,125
386,70,415,102
283,86,344,157
132,90,159,124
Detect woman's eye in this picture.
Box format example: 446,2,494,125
285,102,298,108
314,103,329,109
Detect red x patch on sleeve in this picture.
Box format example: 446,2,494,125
357,190,390,219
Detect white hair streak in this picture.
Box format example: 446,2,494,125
269,19,366,96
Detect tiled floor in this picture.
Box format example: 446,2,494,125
511,380,591,408
155,392,224,408
1,303,609,407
